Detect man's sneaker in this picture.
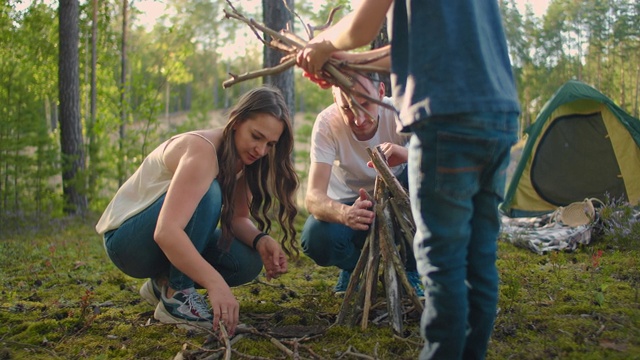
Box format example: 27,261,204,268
406,271,425,298
333,270,352,295
154,287,213,330
139,279,162,306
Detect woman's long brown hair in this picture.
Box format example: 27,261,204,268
216,86,299,258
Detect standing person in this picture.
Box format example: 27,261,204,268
296,1,520,359
95,86,299,336
301,72,423,296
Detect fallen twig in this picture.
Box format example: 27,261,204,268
230,349,273,360
219,322,231,360
339,345,376,360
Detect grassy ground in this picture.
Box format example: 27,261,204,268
1,209,639,360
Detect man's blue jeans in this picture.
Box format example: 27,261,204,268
301,168,418,273
103,180,263,291
409,113,517,360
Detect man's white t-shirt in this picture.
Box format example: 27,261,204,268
310,97,409,203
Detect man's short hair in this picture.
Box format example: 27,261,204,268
336,72,381,95
364,72,381,87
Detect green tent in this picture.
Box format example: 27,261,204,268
500,80,640,217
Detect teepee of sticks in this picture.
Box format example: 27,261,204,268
335,147,425,334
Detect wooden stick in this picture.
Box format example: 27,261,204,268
377,202,424,312
335,232,371,325
376,196,404,334
222,58,296,88
366,147,412,214
360,212,380,330
389,197,416,250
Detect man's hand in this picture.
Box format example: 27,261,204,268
367,142,409,168
343,188,374,230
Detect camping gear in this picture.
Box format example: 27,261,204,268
550,197,605,227
500,213,594,254
500,80,640,218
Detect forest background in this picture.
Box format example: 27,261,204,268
1,1,640,359
1,0,639,226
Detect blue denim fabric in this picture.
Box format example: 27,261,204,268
300,215,368,272
409,113,518,360
390,0,520,128
301,168,417,272
104,180,263,290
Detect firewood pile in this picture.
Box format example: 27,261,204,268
335,147,423,334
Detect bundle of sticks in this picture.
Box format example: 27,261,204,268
222,0,396,121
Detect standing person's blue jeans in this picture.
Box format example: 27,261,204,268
103,180,263,291
409,113,518,360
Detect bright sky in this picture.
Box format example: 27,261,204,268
136,0,551,27
134,0,551,59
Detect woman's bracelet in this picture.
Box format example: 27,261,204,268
252,232,268,250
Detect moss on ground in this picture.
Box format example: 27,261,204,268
1,214,639,359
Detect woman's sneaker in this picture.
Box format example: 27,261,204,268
139,279,162,306
154,287,213,330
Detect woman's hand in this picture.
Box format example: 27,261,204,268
256,237,288,281
207,282,240,336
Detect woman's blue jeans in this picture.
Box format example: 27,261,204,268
409,113,517,360
103,180,263,291
301,168,417,273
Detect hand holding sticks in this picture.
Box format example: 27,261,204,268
222,1,397,121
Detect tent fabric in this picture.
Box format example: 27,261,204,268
500,80,640,218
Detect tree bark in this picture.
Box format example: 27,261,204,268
119,0,128,186
262,0,295,122
371,20,391,97
58,0,87,215
88,0,98,198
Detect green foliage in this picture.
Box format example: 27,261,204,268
5,0,640,222
598,201,640,251
0,3,61,231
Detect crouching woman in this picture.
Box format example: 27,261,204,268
95,86,299,335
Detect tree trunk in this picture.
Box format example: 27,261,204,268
88,0,98,198
58,0,87,215
262,0,295,122
371,20,391,97
119,0,128,186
